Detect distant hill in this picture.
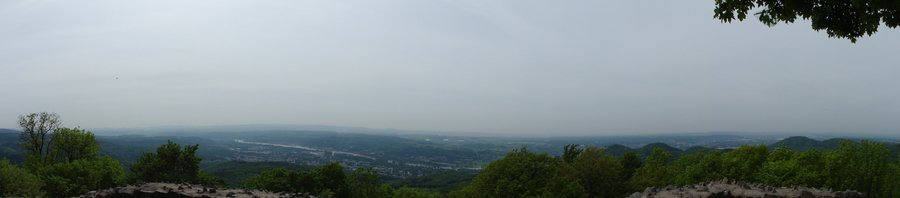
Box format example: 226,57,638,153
203,161,318,188
684,146,713,155
767,136,847,151
0,128,20,134
603,142,687,160
636,142,683,157
598,136,900,163
0,132,24,165
768,136,900,161
603,144,634,156
769,136,819,151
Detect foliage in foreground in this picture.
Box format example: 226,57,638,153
713,0,900,42
0,158,44,197
12,112,900,198
385,171,475,193
242,163,438,198
448,145,621,198
129,140,228,187
205,161,318,188
35,156,125,197
447,139,900,198
16,112,128,197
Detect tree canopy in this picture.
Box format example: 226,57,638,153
242,162,400,198
130,140,225,187
442,139,900,198
0,158,43,197
452,147,589,198
14,112,127,197
714,0,900,42
48,127,100,163
36,156,125,197
18,112,61,167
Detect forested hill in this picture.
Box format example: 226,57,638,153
603,142,683,159
769,136,900,161
0,132,25,165
768,136,845,151
0,129,19,134
598,136,900,162
6,126,900,197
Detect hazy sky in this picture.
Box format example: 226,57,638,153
2,1,899,136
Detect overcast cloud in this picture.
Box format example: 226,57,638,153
2,1,899,135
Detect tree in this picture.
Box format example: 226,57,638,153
757,145,794,186
645,147,673,167
619,151,642,182
36,156,125,197
756,145,829,188
792,148,826,187
130,140,209,185
15,112,125,197
558,146,625,198
458,147,586,198
17,112,61,167
348,166,391,198
18,112,103,168
48,127,100,163
558,144,583,163
242,162,350,196
0,158,44,197
823,140,891,197
720,144,769,182
195,171,229,188
313,162,351,197
629,148,676,189
242,168,304,192
674,149,724,185
392,186,439,198
879,163,900,197
714,0,900,42
769,145,794,162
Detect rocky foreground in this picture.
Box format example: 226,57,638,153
76,179,866,198
76,183,328,198
627,179,865,198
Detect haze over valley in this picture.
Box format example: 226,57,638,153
6,124,900,183
3,1,900,137
4,0,900,197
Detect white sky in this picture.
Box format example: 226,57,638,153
2,1,899,136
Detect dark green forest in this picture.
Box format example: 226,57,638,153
229,138,900,198
204,161,318,188
5,124,900,198
447,140,900,197
4,113,900,198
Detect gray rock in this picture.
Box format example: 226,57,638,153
632,179,867,198
626,192,642,198
74,183,328,198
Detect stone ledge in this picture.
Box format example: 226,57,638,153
77,183,330,198
626,179,865,198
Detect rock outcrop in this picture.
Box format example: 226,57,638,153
74,179,868,198
76,183,329,198
626,179,865,198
